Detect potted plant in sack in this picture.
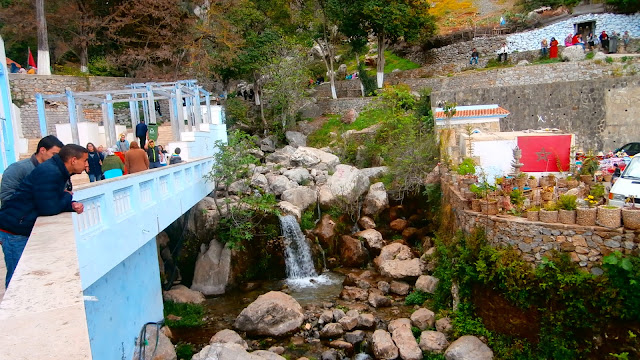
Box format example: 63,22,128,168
526,205,541,221
516,173,528,189
470,182,495,212
577,195,598,226
541,186,555,202
580,154,599,185
539,201,559,223
622,196,640,230
527,175,538,189
598,204,621,228
566,175,579,189
557,194,577,224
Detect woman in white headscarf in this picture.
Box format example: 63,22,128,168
101,147,125,177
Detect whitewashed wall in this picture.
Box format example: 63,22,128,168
506,13,640,53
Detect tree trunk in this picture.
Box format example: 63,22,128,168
253,73,267,136
376,34,386,88
36,0,51,75
80,45,88,73
355,52,364,97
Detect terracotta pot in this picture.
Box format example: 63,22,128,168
539,209,559,223
566,179,579,188
558,209,576,224
603,174,613,183
526,210,539,221
541,192,554,201
622,207,640,230
597,206,621,228
576,207,597,226
480,200,498,215
527,178,538,188
471,198,482,212
580,174,593,185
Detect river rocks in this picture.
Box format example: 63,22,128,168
321,349,338,360
278,201,302,221
444,335,493,360
358,313,376,328
561,45,585,62
339,315,359,331
314,214,337,249
358,216,376,230
329,340,353,352
283,168,312,184
333,309,346,321
391,324,422,360
320,323,345,338
372,329,399,359
319,310,334,324
388,318,411,332
375,243,414,266
291,147,340,171
267,174,299,196
415,275,440,294
163,285,205,304
234,291,304,336
411,308,435,330
379,258,424,279
368,289,392,308
436,317,453,335
286,131,307,147
390,281,411,295
281,187,317,210
340,235,369,267
340,286,369,301
345,330,367,344
191,239,231,295
390,219,409,232
378,281,390,294
210,329,248,349
193,343,282,360
328,165,370,203
419,331,449,353
133,324,176,360
254,350,287,360
362,182,389,216
355,229,384,253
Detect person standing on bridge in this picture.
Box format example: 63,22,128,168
0,135,64,205
136,119,148,149
124,141,149,174
145,140,162,169
0,144,87,287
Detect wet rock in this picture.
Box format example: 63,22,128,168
329,340,353,352
163,285,205,304
379,258,424,279
419,331,449,353
410,308,435,330
320,323,345,338
358,216,377,230
191,239,231,295
327,164,370,203
286,131,307,148
340,235,369,267
355,229,384,254
314,214,336,248
389,281,411,296
133,324,176,360
210,329,248,349
353,354,373,360
388,318,411,332
378,281,391,294
358,313,376,329
368,290,392,308
339,316,359,331
234,291,304,336
362,182,389,216
372,329,399,360
391,324,422,360
278,201,302,221
268,346,285,355
390,219,409,232
283,168,312,185
415,275,439,294
436,317,453,335
333,309,346,321
345,330,367,344
319,310,334,324
444,335,493,360
281,187,317,210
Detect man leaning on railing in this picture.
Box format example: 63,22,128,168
0,144,88,288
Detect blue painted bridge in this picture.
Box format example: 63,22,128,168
0,125,226,360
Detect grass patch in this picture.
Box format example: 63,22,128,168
405,290,431,305
163,301,205,328
586,52,595,60
532,57,562,65
345,50,420,75
176,342,195,360
306,108,384,149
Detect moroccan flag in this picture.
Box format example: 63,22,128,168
517,135,572,172
27,48,36,68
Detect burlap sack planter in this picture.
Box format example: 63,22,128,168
526,210,539,222
558,209,576,224
622,207,640,230
566,179,579,188
576,207,597,226
471,199,482,212
580,175,594,185
597,206,621,228
539,209,558,223
541,192,554,201
527,178,538,188
480,200,498,215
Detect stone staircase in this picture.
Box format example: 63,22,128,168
155,123,175,147
18,138,40,160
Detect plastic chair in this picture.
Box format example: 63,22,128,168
103,169,123,179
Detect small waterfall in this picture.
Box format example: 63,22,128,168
279,215,318,279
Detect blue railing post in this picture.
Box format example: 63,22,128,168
36,93,48,137
66,89,80,145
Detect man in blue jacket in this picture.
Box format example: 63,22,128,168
136,119,148,149
0,144,87,288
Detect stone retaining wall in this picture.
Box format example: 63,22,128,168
443,180,639,272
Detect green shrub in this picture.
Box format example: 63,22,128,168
175,343,195,360
606,56,614,64
301,209,316,231
88,56,125,77
224,97,249,128
405,290,430,305
456,158,476,175
163,301,205,328
585,52,595,60
557,194,577,210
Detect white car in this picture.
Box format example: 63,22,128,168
608,157,640,207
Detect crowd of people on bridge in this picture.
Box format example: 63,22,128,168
0,119,185,289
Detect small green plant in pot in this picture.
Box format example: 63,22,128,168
526,205,541,221
457,157,477,185
580,154,599,184
540,201,559,223
470,182,496,212
557,194,577,224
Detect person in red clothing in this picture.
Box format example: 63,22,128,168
549,37,559,58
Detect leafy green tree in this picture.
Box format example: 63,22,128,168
328,0,436,88
606,0,640,13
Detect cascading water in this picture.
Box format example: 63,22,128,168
279,215,335,288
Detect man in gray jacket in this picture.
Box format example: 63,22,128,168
0,135,64,204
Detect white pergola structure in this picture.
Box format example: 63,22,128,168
35,80,214,146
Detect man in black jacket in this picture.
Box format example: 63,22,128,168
0,144,87,288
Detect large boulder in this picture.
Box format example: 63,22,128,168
410,308,435,330
286,131,307,148
163,285,205,304
278,201,302,222
191,239,231,295
210,329,248,349
561,45,585,62
372,329,399,360
192,343,285,360
318,185,336,209
362,182,389,216
281,187,317,211
360,167,389,182
260,136,276,153
328,165,370,203
374,243,414,268
133,324,177,360
290,147,340,171
444,335,493,360
283,168,312,185
265,146,296,166
419,331,449,353
267,174,299,196
379,258,425,279
340,235,369,267
314,214,336,249
234,291,304,336
415,275,440,294
251,173,269,193
355,229,384,254
391,324,422,360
